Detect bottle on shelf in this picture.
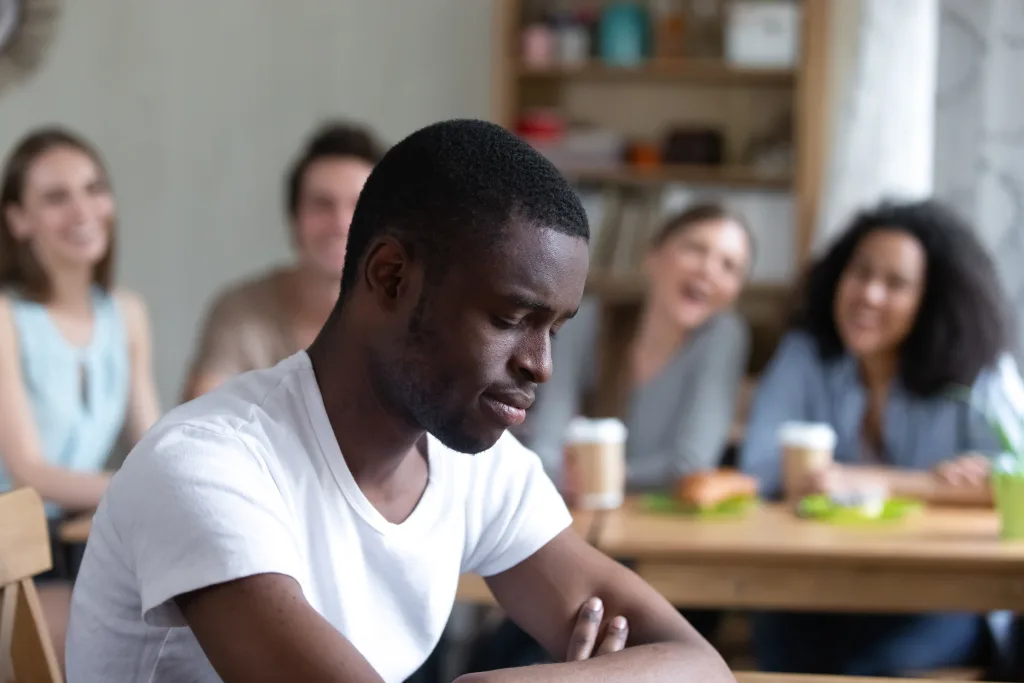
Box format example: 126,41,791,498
651,0,687,60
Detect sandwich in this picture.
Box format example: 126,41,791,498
675,469,759,510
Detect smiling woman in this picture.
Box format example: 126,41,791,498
739,198,1022,676
520,201,756,489
0,126,161,668
469,202,757,671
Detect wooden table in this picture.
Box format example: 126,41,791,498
735,674,970,683
597,503,1024,613
60,510,599,607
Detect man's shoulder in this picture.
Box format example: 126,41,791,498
126,355,311,478
436,431,548,493
205,268,288,327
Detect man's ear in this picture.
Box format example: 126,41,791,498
362,236,422,311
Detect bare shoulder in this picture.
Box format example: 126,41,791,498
0,291,13,321
0,293,17,349
112,288,155,357
113,287,150,328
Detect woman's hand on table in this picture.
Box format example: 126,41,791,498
935,453,990,487
801,459,993,506
801,464,890,498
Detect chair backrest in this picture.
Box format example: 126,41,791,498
0,488,62,683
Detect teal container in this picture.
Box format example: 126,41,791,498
599,3,648,67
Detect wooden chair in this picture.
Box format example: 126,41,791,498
0,488,62,683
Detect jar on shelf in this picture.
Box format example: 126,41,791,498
599,3,649,67
685,0,723,58
553,12,590,66
522,22,555,68
651,0,686,60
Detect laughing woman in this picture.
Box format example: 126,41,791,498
740,199,1023,676
0,128,161,663
523,201,754,488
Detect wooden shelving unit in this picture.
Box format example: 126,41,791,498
564,163,791,190
490,0,831,277
517,59,795,86
490,0,831,380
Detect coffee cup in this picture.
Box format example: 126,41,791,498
562,417,627,510
778,421,837,502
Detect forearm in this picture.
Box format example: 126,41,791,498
127,392,161,443
838,465,992,507
13,460,110,510
457,641,733,683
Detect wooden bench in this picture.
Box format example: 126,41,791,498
736,673,985,682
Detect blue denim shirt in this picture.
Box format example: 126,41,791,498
740,331,1024,497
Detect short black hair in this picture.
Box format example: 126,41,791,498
339,119,589,302
793,199,1012,396
285,121,384,220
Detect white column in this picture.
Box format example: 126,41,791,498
813,0,939,253
934,0,1024,360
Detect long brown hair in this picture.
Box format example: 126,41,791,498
591,201,754,418
0,127,116,302
651,200,755,256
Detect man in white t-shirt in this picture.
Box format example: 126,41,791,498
65,120,733,683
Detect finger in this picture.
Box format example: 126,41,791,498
802,470,828,495
596,615,629,655
938,462,967,486
936,463,960,485
964,456,990,483
958,467,984,486
566,597,603,661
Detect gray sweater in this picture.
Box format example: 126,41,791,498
521,298,751,490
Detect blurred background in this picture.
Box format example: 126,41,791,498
2,0,1019,407
0,0,495,405
4,1,1024,681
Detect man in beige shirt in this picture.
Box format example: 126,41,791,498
183,122,384,400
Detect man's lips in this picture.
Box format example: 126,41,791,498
480,391,534,427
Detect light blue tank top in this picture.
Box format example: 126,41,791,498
0,288,130,513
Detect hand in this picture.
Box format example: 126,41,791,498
565,597,629,662
936,453,990,487
802,464,889,498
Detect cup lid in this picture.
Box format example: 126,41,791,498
778,421,837,450
565,417,627,443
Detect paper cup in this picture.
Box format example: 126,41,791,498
779,421,837,502
563,417,627,510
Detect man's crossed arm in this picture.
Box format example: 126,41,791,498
178,529,733,683
458,528,734,682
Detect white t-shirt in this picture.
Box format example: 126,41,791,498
65,352,572,683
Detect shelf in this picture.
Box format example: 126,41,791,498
563,164,791,191
518,60,795,86
585,272,646,304
585,272,792,312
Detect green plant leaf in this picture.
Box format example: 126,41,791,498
990,416,1017,454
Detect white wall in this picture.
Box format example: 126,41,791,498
813,0,938,252
0,0,493,406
